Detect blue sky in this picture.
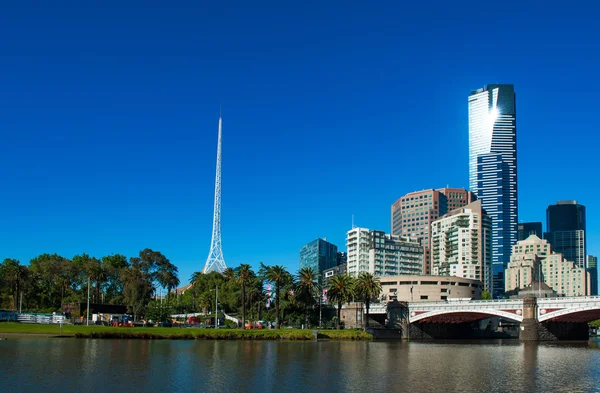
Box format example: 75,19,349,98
1,1,599,285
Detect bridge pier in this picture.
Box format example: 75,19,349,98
519,296,539,341
520,296,590,341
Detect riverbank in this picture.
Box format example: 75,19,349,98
0,323,372,340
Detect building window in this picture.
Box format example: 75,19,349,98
420,295,429,300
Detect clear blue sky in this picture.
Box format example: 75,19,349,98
1,1,599,285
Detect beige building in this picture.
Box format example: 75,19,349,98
340,275,483,328
379,275,483,302
505,235,590,296
391,188,476,274
430,200,492,292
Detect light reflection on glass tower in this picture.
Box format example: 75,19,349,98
468,84,518,297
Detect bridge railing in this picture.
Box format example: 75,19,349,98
409,299,523,311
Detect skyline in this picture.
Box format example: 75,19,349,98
1,2,599,285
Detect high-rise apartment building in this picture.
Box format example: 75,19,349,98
518,222,542,241
468,84,518,296
299,238,338,275
587,255,597,296
505,235,590,297
430,200,493,291
544,200,586,269
391,188,476,274
346,228,423,277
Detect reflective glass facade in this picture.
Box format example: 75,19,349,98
468,84,518,297
544,201,587,269
517,222,542,241
299,238,338,275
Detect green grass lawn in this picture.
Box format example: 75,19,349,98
0,323,372,340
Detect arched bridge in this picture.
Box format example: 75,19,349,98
369,296,600,324
408,299,524,323
537,297,600,323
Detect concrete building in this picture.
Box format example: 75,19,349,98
588,255,598,296
346,228,423,277
505,235,590,297
430,200,493,292
340,275,483,329
323,263,347,286
379,275,483,302
469,84,518,297
391,188,476,274
544,200,586,269
518,222,542,241
299,238,338,275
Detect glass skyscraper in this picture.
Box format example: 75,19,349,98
468,84,518,297
299,238,339,275
544,200,586,269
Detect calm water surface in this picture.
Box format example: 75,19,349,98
2,338,600,392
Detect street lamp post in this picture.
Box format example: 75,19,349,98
211,286,219,329
86,277,90,326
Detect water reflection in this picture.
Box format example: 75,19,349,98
1,338,600,392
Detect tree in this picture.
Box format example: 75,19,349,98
355,272,382,330
0,258,22,309
223,268,236,282
260,263,292,329
138,249,179,299
326,274,356,329
236,264,255,328
121,257,153,320
102,254,129,304
294,267,320,329
481,290,492,300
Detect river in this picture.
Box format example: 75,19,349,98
2,338,600,392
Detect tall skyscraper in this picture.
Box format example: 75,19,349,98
431,200,493,292
468,84,518,297
391,188,476,274
588,255,598,296
544,200,586,269
299,238,338,275
203,116,227,274
518,222,542,241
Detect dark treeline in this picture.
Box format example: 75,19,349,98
0,249,179,318
0,253,383,329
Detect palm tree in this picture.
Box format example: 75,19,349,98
236,264,255,328
326,274,356,329
223,267,236,282
294,267,320,329
260,263,292,329
355,272,382,330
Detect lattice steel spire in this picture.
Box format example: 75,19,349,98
203,116,227,274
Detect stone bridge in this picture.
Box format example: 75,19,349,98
369,296,600,340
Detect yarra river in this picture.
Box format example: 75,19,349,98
2,338,600,392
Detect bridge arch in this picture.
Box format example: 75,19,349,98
410,308,523,324
538,306,600,323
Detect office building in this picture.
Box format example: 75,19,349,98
468,84,518,296
544,200,586,269
518,222,542,241
505,235,590,297
337,252,347,266
430,200,493,291
391,188,476,274
299,238,338,275
346,228,423,277
323,264,347,286
588,255,598,296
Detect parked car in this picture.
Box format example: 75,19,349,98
157,320,173,328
